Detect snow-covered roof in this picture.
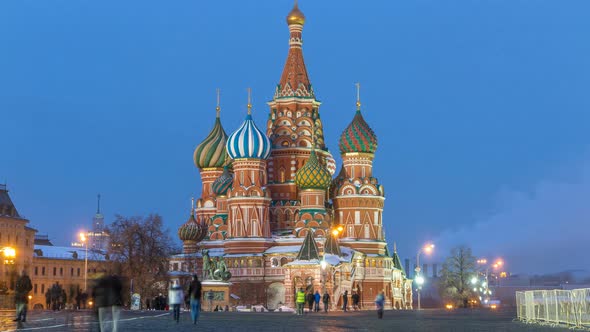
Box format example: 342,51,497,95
264,245,301,254
285,259,321,266
34,245,106,261
224,253,263,258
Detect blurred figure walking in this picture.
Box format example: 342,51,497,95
375,291,385,319
92,274,123,332
168,280,184,323
187,275,202,325
14,270,32,322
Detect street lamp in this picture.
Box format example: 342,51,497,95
1,247,16,265
415,243,434,310
79,232,88,292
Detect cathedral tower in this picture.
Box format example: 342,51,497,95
332,86,386,254
224,92,273,254
193,91,230,228
266,2,336,233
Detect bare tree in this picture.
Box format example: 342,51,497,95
439,245,477,307
107,214,175,306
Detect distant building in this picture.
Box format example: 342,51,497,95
0,184,36,294
0,184,108,309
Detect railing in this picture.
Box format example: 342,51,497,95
516,288,590,328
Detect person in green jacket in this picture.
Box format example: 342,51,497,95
295,288,306,315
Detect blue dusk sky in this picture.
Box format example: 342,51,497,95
1,1,589,275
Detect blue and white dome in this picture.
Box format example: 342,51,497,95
226,113,272,160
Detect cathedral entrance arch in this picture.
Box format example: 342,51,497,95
267,282,285,310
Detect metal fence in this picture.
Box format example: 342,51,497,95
516,288,590,328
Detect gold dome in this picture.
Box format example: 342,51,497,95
286,2,305,25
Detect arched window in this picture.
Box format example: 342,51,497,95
280,257,288,266
271,258,279,267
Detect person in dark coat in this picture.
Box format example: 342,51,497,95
342,290,349,312
322,292,330,313
13,270,32,322
352,292,360,311
187,275,202,325
306,291,314,313
45,289,51,310
92,274,123,332
51,282,62,311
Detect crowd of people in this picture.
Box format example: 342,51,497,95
295,287,386,318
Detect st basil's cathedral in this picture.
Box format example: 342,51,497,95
171,3,413,310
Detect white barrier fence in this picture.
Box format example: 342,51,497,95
516,288,590,328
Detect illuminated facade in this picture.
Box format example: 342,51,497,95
172,3,413,310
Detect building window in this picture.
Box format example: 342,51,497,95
41,284,45,294
71,268,74,276
34,267,38,276
34,284,37,294
60,267,63,276
42,267,45,276
77,268,80,277
53,267,56,276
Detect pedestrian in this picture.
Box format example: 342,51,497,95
146,298,151,310
45,289,51,310
51,282,62,311
13,270,32,322
322,292,330,313
313,291,321,312
375,291,385,319
168,280,184,323
306,291,314,313
92,274,123,332
187,274,202,325
295,288,305,315
352,292,360,311
342,290,348,312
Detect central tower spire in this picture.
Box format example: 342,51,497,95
276,1,312,99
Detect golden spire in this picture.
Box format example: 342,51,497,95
287,0,305,26
216,88,221,117
355,82,361,111
247,87,252,115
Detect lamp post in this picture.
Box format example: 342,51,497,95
415,243,434,310
80,232,88,292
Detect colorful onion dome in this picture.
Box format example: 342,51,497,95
286,2,305,26
212,166,233,196
178,211,207,242
193,112,229,169
295,149,332,190
325,150,337,176
338,108,378,155
226,113,272,160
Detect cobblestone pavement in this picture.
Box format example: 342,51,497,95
0,308,576,332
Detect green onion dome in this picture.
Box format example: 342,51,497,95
338,109,378,155
193,113,229,169
212,166,233,196
295,149,332,190
178,211,207,242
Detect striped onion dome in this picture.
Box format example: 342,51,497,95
295,149,332,190
212,166,233,196
226,113,272,160
178,211,207,242
338,109,378,155
193,113,229,169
